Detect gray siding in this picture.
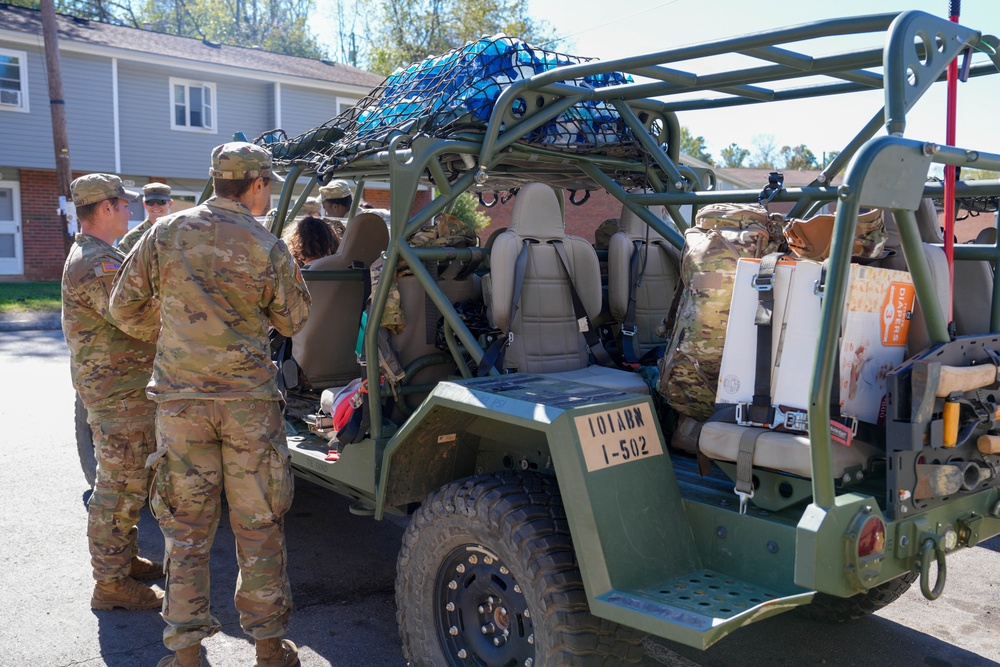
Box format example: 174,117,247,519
280,84,343,137
119,61,271,177
0,44,115,171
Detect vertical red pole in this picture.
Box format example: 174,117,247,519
943,0,960,325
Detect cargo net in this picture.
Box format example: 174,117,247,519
262,35,640,176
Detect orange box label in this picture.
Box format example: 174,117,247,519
880,282,914,346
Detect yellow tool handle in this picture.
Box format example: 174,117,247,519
943,400,960,448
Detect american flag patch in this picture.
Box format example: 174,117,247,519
100,261,121,274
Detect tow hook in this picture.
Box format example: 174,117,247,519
918,535,947,600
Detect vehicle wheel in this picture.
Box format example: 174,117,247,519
75,392,96,489
796,571,919,623
396,471,644,667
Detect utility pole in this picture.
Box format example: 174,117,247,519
40,0,72,253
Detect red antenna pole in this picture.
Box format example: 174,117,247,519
943,0,961,326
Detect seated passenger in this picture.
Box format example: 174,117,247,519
283,215,339,267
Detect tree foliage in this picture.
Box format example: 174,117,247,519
780,144,818,170
24,0,326,59
749,134,777,169
719,143,749,168
357,0,556,75
679,126,714,165
449,191,491,232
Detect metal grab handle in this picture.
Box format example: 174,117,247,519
478,192,498,208
919,537,947,600
568,189,591,205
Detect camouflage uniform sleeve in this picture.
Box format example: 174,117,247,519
109,234,161,342
117,218,153,256
264,239,311,337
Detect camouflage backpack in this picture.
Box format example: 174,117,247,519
657,203,785,421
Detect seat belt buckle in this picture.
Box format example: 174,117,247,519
752,273,774,292
577,317,589,333
735,402,773,428
621,324,637,337
734,486,754,515
778,407,809,432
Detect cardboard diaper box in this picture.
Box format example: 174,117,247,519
838,263,914,424
717,258,914,428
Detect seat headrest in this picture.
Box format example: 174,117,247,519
308,212,388,271
508,183,564,240
619,204,666,242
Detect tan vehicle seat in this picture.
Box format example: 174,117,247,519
607,205,680,358
487,183,648,394
292,213,389,389
698,421,880,479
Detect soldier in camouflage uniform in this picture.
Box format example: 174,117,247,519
118,182,173,255
61,174,165,612
318,179,352,219
110,143,311,667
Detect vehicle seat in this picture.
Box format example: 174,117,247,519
486,183,649,394
883,199,993,347
607,205,680,357
698,421,880,479
292,213,389,389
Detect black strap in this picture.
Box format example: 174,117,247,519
551,240,618,368
477,239,531,376
747,252,782,425
622,240,645,364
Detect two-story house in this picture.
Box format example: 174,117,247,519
0,4,385,280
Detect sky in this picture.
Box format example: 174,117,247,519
520,0,1000,163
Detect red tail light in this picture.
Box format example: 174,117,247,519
858,516,886,557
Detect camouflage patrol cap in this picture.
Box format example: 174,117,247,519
209,142,273,180
142,182,172,201
70,173,140,207
319,180,351,200
300,197,322,216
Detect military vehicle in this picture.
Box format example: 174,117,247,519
79,10,1000,665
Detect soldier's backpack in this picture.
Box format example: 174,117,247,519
657,203,785,421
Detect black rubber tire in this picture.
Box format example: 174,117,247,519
395,471,645,667
795,571,919,623
75,392,97,489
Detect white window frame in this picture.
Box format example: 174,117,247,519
169,77,217,133
336,97,357,116
0,48,29,113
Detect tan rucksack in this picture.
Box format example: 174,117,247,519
657,203,785,421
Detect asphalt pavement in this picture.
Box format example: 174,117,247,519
1,324,998,667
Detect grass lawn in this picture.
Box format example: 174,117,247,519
0,282,62,314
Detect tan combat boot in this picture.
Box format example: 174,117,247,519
255,637,299,667
90,577,164,611
128,555,164,580
155,643,202,667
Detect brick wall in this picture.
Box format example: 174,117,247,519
21,168,75,281
476,189,623,244
362,188,432,216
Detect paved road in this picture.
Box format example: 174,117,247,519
1,328,997,666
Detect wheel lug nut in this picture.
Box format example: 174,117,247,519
493,637,503,646
478,604,485,614
525,659,533,667
468,555,478,564
446,602,455,612
487,596,495,604
523,609,530,618
514,585,521,594
481,623,495,634
457,649,467,658
527,634,534,644
500,607,507,616
499,566,508,575
484,556,493,564
456,563,465,573
448,580,458,590
449,626,459,636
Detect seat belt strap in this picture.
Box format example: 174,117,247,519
551,240,617,368
622,240,644,364
735,427,762,514
478,239,530,376
747,252,781,426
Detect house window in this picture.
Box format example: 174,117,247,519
170,78,216,132
337,98,356,116
0,48,28,112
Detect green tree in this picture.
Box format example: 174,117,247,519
719,143,749,168
33,0,326,59
360,0,555,75
449,191,491,233
780,144,818,170
679,126,714,165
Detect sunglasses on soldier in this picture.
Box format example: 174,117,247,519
146,198,170,206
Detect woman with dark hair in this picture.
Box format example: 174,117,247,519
283,215,339,266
